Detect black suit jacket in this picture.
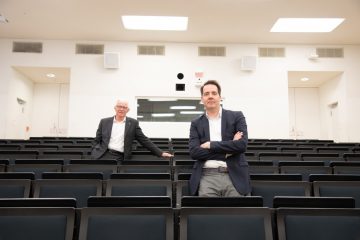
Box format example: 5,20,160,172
91,116,163,160
188,109,251,195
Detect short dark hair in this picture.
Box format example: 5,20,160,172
200,80,221,96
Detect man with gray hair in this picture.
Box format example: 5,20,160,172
91,99,173,161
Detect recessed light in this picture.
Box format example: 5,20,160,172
151,113,175,117
271,18,345,32
170,106,196,110
180,111,204,115
122,16,188,31
301,77,310,82
46,73,56,78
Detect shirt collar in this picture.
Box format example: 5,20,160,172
205,107,222,119
113,116,126,123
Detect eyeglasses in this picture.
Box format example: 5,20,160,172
116,106,128,109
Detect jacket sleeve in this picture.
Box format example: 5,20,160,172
210,111,248,154
189,119,226,161
92,119,103,148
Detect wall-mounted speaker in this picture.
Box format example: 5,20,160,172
104,52,119,69
240,56,257,71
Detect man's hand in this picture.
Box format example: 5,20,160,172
161,152,174,158
200,141,211,149
233,131,243,140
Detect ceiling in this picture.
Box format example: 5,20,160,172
2,0,356,86
0,0,359,44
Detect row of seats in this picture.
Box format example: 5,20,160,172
1,171,360,208
0,197,359,240
1,159,360,181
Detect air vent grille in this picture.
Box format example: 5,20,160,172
316,48,343,58
76,44,104,54
258,47,285,57
198,46,226,57
12,42,43,53
137,45,165,55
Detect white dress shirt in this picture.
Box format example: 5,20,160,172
108,117,126,152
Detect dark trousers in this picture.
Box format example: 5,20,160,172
99,149,124,161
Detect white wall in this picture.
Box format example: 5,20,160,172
31,83,69,137
1,39,360,141
5,69,34,139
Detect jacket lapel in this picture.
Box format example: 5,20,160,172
221,109,227,140
200,115,210,141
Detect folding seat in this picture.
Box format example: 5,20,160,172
276,208,360,240
258,152,299,165
63,160,118,179
0,207,75,240
281,147,315,154
0,159,8,172
273,196,355,208
118,165,171,174
280,166,332,181
105,179,172,198
0,150,39,160
7,159,63,179
343,153,360,161
0,179,31,198
39,150,84,160
110,173,171,180
22,144,59,151
250,174,302,181
179,207,273,240
301,153,343,166
88,196,171,207
333,166,360,175
0,144,21,150
78,207,173,240
251,180,311,208
33,173,103,208
181,196,263,207
249,165,279,174
0,198,77,208
313,181,360,207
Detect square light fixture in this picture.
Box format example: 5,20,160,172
270,18,345,32
122,15,188,31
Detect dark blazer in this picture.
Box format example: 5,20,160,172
91,116,163,160
188,109,251,195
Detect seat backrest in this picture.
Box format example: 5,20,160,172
277,208,360,240
0,179,31,198
105,179,172,197
280,166,332,181
78,207,173,240
251,181,311,207
0,207,75,240
313,181,360,208
7,164,62,179
33,179,103,208
180,207,273,240
63,164,118,179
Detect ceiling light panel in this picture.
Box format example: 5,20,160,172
270,18,345,32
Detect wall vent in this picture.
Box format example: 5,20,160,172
76,44,104,54
316,48,343,58
198,46,226,57
12,41,43,53
258,47,285,57
137,45,165,55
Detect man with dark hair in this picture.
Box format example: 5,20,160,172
91,99,173,161
189,80,251,196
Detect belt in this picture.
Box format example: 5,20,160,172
203,166,228,173
108,149,124,155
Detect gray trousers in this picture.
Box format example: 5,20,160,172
199,170,249,197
